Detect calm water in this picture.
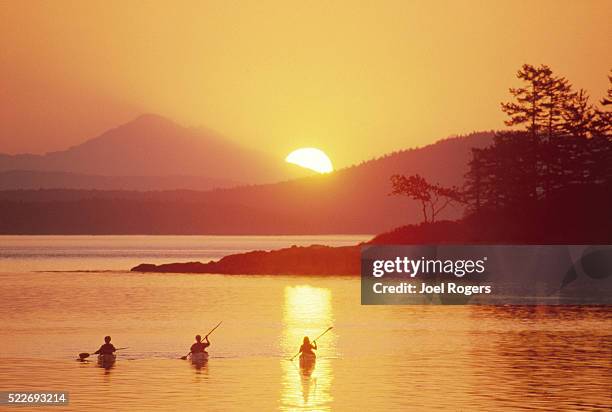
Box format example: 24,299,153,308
0,235,368,272
0,236,610,411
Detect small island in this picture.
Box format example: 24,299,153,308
131,244,361,275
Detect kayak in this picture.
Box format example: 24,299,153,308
299,353,316,369
97,353,116,366
191,352,209,363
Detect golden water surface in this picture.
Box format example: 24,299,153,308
0,236,610,411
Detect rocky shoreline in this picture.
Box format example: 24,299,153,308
131,244,361,275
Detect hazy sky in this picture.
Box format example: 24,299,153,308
1,0,610,167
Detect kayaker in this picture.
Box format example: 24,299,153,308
94,336,116,355
190,334,210,355
299,336,317,356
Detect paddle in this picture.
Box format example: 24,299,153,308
181,321,223,360
290,326,333,361
78,347,129,360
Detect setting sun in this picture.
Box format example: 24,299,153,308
1,2,610,411
285,148,334,174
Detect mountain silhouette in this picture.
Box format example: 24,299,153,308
0,170,239,191
0,131,494,234
0,114,311,186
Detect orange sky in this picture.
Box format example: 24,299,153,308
0,1,610,167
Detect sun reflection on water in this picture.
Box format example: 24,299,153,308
281,285,335,410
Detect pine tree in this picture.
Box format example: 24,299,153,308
501,64,574,139
561,89,597,138
542,75,572,139
592,70,611,137
600,70,611,106
501,64,551,138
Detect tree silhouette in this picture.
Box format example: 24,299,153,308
561,89,597,138
600,70,611,106
466,66,612,218
390,174,463,223
542,74,572,139
501,64,550,137
592,70,611,136
501,64,577,139
387,63,611,243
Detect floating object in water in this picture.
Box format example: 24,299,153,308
191,352,209,364
299,352,316,368
299,353,316,376
97,353,116,367
289,326,333,361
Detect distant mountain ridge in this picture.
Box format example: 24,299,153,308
0,131,494,234
0,114,310,188
0,170,237,191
